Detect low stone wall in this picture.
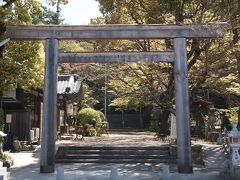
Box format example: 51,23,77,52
230,163,240,180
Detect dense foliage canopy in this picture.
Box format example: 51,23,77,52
91,0,239,127
0,0,44,93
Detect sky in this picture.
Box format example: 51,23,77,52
40,0,102,25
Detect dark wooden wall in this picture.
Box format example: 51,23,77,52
9,111,31,141
107,114,144,129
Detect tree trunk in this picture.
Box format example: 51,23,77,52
236,52,240,126
0,91,2,109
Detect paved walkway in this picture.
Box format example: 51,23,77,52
194,143,230,180
202,143,229,170
6,132,230,180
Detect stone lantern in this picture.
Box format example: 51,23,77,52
228,124,240,165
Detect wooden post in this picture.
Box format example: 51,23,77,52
174,38,193,173
63,100,67,134
40,38,58,173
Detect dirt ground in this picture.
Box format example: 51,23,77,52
57,131,168,147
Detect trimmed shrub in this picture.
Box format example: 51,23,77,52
76,108,102,136
76,108,101,126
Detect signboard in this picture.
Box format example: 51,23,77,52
66,103,73,116
170,113,177,139
6,114,12,124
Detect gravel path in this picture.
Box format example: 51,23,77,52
57,133,167,147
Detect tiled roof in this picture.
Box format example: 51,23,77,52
57,74,82,95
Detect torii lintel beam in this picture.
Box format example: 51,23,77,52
6,23,228,40
58,52,175,63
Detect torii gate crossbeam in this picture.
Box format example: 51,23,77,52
58,52,175,63
5,23,227,174
6,23,227,40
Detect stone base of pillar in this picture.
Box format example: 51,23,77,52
178,165,193,174
230,163,240,180
0,161,10,180
40,165,55,173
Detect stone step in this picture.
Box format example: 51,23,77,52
0,167,7,174
56,158,170,164
0,169,9,180
64,154,169,159
56,146,173,164
60,146,169,150
65,149,170,155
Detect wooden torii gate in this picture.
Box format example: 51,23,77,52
5,23,227,174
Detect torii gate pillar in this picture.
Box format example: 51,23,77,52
174,38,193,173
40,38,58,173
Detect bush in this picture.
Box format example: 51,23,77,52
0,153,13,168
76,108,102,136
192,145,204,166
76,108,102,126
0,153,11,161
